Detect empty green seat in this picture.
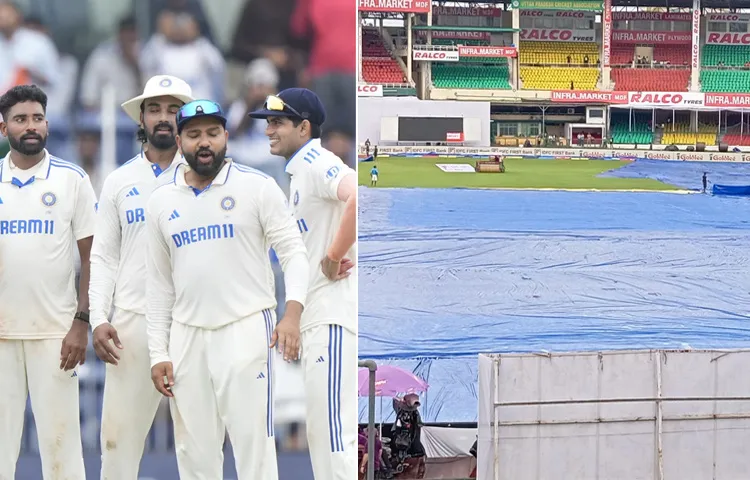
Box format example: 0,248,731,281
432,64,511,89
700,69,750,92
702,45,750,67
611,122,653,144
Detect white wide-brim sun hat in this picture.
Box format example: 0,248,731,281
121,75,195,124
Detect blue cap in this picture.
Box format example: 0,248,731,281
176,100,227,134
248,88,326,126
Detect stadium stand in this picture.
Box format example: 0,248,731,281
700,45,750,92
433,62,511,89
361,28,406,84
720,132,750,146
610,45,636,65
520,66,599,90
654,45,691,65
518,41,599,90
610,120,654,145
519,41,599,65
700,69,750,92
612,68,690,91
661,122,718,145
702,44,750,67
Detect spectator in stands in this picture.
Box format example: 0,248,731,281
291,0,356,166
230,0,305,91
140,9,225,102
23,14,46,34
73,126,103,194
225,58,290,194
583,55,589,65
149,0,214,43
0,1,60,94
79,16,141,110
567,55,572,64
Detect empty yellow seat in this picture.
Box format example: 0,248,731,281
661,122,718,145
520,66,599,90
519,41,600,65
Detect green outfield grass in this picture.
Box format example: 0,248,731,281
359,156,681,191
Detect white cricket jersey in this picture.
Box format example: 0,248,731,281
286,139,357,334
88,152,184,329
0,150,97,339
146,159,309,366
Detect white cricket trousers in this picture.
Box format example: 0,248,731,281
0,338,85,480
168,309,278,480
302,324,358,480
100,309,163,480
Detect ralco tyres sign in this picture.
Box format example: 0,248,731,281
412,50,460,62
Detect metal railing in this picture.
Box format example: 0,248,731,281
359,360,378,480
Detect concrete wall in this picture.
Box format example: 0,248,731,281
358,97,491,146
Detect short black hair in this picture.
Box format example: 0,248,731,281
0,84,48,121
119,15,136,31
291,118,321,139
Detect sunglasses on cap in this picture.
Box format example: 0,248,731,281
265,95,307,120
176,100,225,126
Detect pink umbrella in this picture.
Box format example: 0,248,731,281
358,365,429,397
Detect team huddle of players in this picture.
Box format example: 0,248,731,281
0,75,357,480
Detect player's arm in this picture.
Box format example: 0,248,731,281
145,197,176,396
89,177,122,329
258,177,310,361
61,174,98,371
311,158,357,279
89,177,126,364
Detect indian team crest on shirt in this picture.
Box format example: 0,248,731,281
220,196,236,211
41,192,57,207
293,190,299,206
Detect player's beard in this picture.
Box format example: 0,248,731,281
146,122,177,150
184,145,227,178
9,132,47,156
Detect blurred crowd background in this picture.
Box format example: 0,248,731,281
1,0,355,475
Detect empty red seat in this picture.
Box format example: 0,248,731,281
611,68,690,91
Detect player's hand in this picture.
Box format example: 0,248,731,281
93,323,123,365
151,362,175,397
60,319,88,371
270,315,301,362
321,255,353,281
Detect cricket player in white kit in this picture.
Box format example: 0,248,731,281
0,85,97,479
88,75,194,479
145,100,310,480
250,88,358,480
